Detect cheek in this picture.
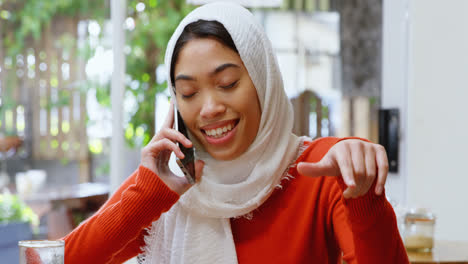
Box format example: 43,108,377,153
239,85,261,130
177,102,198,130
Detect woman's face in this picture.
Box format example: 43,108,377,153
174,38,261,160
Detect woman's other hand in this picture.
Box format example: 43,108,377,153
297,139,389,199
140,101,204,195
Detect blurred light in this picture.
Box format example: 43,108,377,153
130,80,139,90
125,125,134,139
125,17,135,31
51,140,59,149
27,54,35,65
89,139,103,154
39,63,47,72
136,2,146,12
61,63,70,80
85,46,113,84
4,57,12,68
0,10,11,20
62,142,69,151
156,64,166,84
142,73,150,82
62,122,70,133
133,46,144,57
16,106,25,135
50,77,58,88
124,45,131,54
123,91,138,123
135,126,145,137
88,21,101,36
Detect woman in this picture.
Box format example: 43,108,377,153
64,2,409,263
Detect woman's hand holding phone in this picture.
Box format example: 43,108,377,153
140,101,205,195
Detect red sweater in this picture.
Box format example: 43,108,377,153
63,137,409,263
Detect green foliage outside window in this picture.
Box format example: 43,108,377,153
124,0,193,147
0,0,193,149
0,192,39,228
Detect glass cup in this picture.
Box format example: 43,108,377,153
403,209,436,252
18,240,64,264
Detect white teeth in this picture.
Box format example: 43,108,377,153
204,123,235,138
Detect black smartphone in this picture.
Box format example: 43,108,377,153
174,105,196,184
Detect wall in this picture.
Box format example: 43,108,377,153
407,0,468,241
383,0,468,241
381,0,409,205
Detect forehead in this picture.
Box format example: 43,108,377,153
175,38,243,73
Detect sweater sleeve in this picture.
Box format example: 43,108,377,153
331,175,409,263
302,137,409,264
62,165,180,264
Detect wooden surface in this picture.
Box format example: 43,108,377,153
408,240,468,264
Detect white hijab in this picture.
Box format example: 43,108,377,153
140,2,304,263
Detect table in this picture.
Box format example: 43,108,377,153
23,182,109,204
20,182,109,239
408,240,468,264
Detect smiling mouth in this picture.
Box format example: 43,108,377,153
201,119,239,138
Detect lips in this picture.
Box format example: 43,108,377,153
204,122,234,138
200,119,239,145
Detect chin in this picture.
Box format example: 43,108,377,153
206,148,240,161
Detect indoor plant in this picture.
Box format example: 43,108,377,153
0,192,38,263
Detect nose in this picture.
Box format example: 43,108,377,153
199,93,226,119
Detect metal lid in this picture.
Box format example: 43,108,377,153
404,208,436,223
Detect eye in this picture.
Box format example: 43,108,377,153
181,93,196,99
176,85,197,99
220,80,239,89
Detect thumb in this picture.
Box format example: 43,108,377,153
297,160,339,178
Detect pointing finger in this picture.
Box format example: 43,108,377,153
297,160,338,178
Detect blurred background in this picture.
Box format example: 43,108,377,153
0,0,467,262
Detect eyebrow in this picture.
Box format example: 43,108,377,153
212,63,240,75
175,74,195,82
174,63,240,83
